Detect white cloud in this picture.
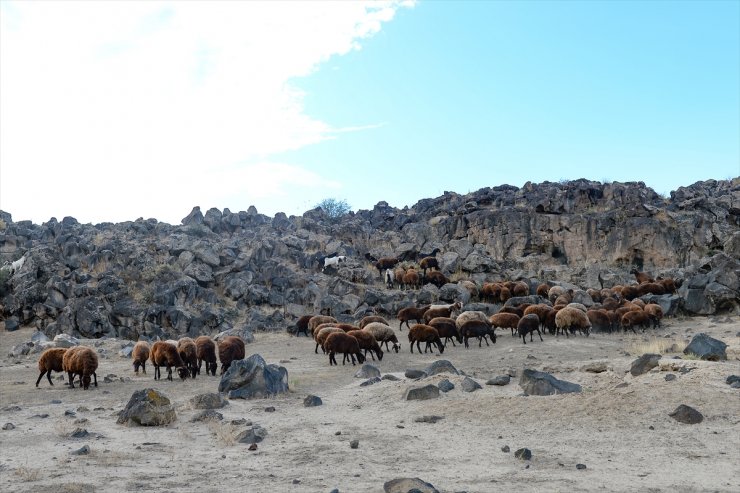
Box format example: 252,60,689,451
0,0,412,224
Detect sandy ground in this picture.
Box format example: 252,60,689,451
0,315,739,493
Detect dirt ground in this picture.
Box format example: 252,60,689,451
1,315,739,493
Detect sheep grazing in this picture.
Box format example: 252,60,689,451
459,320,497,348
499,286,512,303
566,302,588,313
544,309,558,335
428,317,462,347
424,270,449,288
630,268,654,284
177,337,199,378
336,323,361,333
422,301,463,324
548,286,565,303
402,268,420,290
217,336,245,375
489,312,521,337
408,324,445,354
132,341,150,375
347,330,384,361
601,297,621,311
150,341,189,381
362,322,401,353
308,315,338,336
195,336,218,376
323,255,347,272
480,282,502,303
586,309,612,333
536,283,550,297
374,257,400,276
293,315,313,337
384,269,395,288
621,285,639,300
324,332,366,366
555,307,592,337
523,304,553,328
35,348,68,387
621,310,650,334
419,256,439,275
397,304,430,330
644,303,664,328
586,288,602,302
62,346,99,390
517,314,543,344
315,326,344,354
358,315,389,329
512,281,529,297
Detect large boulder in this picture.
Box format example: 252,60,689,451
218,354,289,399
519,369,582,396
117,388,177,426
384,477,440,493
403,384,440,401
679,254,739,315
423,360,459,376
684,333,727,361
630,354,662,376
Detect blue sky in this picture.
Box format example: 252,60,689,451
1,1,738,224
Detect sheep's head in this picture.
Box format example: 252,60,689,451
392,343,400,353
133,361,142,373
437,341,445,354
357,353,366,364
376,349,384,361
82,375,92,390
177,366,189,380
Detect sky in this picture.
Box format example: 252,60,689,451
0,0,738,226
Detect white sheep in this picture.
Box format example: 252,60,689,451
384,269,394,288
323,255,347,271
2,253,27,277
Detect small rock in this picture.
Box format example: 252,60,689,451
335,431,341,435
350,439,359,449
581,362,608,373
515,448,532,460
486,375,511,386
70,445,90,456
248,443,258,451
405,369,427,379
630,354,661,376
117,388,176,426
684,333,727,361
64,410,76,417
264,406,276,413
231,418,250,426
329,489,340,493
461,377,482,392
51,399,62,404
501,445,510,453
74,418,88,425
354,364,381,379
383,478,440,493
725,375,740,386
190,410,223,422
292,479,300,484
381,374,400,381
77,406,89,412
526,354,537,360
235,425,267,444
576,463,587,470
360,377,381,387
648,425,655,430
731,381,740,389
664,374,676,382
669,404,704,424
437,379,455,393
423,360,459,376
69,428,89,438
2,423,15,430
519,369,581,396
304,395,323,407
189,393,228,410
32,414,49,419
403,384,440,401
413,415,444,423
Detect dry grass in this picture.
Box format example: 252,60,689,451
58,483,96,493
208,421,237,446
627,335,687,355
14,466,41,482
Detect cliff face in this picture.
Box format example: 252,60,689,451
1,178,738,340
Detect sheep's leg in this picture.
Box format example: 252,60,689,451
92,372,98,387
521,334,527,344
36,370,47,387
142,362,146,375
367,349,375,361
537,329,543,342
484,335,490,347
67,371,75,388
416,341,422,353
315,342,320,354
167,366,173,381
410,341,414,353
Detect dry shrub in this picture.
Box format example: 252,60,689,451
208,421,237,446
14,466,41,482
627,335,687,355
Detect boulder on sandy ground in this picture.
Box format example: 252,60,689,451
218,354,289,399
519,369,582,396
117,388,176,426
189,392,228,410
384,477,440,493
461,376,482,392
354,363,380,379
423,360,459,376
403,384,440,401
669,404,704,424
630,354,662,376
683,333,727,361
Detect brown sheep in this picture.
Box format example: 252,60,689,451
428,317,462,347
151,341,188,381
397,304,430,330
481,282,502,303
512,281,529,297
555,307,592,337
402,268,421,290
601,297,622,311
315,326,344,354
459,319,497,348
177,337,199,378
488,312,521,337
517,314,543,344
36,347,68,387
362,323,401,353
536,283,550,297
637,282,666,297
631,299,646,309
630,268,654,284
358,315,389,329
336,323,361,333
499,286,512,303
419,256,439,275
132,341,150,375
620,285,639,300
62,346,99,390
644,304,664,328
308,315,338,336
422,301,463,324
408,324,445,354
587,288,602,302
498,305,524,318
621,310,650,334
347,330,384,361
586,309,612,333
424,270,449,288
293,315,313,337
455,310,490,334
324,332,366,366
393,266,406,289
375,257,400,277
548,285,565,303
544,309,558,335
195,336,218,376
217,336,245,375
656,277,678,294
523,304,553,328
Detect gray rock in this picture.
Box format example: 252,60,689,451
486,375,511,386
304,395,323,407
669,404,704,424
731,381,740,389
190,410,223,422
218,354,289,399
69,428,89,438
630,353,662,376
576,463,587,470
383,478,440,493
639,294,682,317
2,423,15,430
53,334,79,348
360,377,381,387
665,374,676,381
684,333,727,361
403,384,440,401
235,424,267,444
349,439,359,449
3,317,19,332
118,344,134,358
423,360,459,376
726,375,740,385
31,331,49,343
437,379,455,392
8,342,32,358
189,393,228,410
519,369,582,396
501,445,510,452
405,369,427,379
461,377,482,392
381,374,400,381
580,362,608,373
354,364,381,379
117,388,177,426
413,415,444,423
70,445,90,456
515,448,532,460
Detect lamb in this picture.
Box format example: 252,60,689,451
293,315,313,337
621,310,650,334
419,256,439,275
308,315,338,336
408,324,445,354
555,307,592,337
35,347,68,387
2,253,27,277
324,332,366,366
384,269,395,288
459,319,497,348
62,346,99,389
362,322,401,353
489,312,521,336
397,304,430,330
323,255,347,272
195,335,218,376
315,326,345,354
630,268,654,284
217,336,245,375
423,270,449,288
402,268,420,290
422,301,463,324
132,341,150,375
347,330,384,361
586,309,612,333
358,315,389,329
644,304,664,328
427,317,462,347
517,314,543,344
177,337,199,378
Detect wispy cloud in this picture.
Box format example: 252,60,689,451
0,1,413,224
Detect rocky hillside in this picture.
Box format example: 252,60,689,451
1,178,738,340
